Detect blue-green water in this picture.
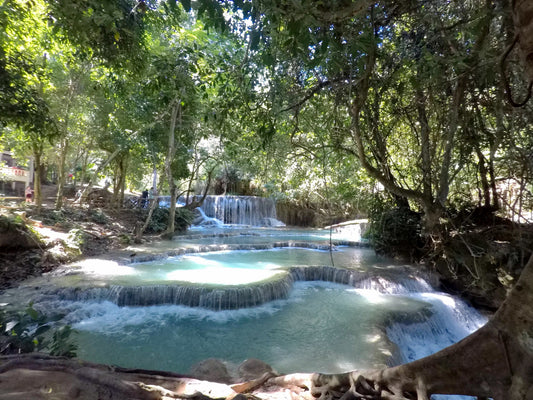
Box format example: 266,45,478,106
65,281,430,374
1,226,486,381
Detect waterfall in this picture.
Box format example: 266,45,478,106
47,265,438,311
386,292,487,363
198,195,284,226
52,277,294,310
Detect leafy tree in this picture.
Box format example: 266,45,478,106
0,0,58,209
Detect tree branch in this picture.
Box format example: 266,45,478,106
281,75,360,113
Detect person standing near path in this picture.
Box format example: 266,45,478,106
140,189,148,208
25,185,33,203
148,187,155,207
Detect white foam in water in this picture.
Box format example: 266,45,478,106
63,282,344,332
66,300,285,331
386,292,487,400
193,207,224,227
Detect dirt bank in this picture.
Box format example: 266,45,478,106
0,205,150,290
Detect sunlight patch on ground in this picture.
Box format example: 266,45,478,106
33,225,69,243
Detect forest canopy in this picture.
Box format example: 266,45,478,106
0,0,532,227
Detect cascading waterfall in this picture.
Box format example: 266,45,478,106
386,292,488,362
36,260,486,379
6,225,487,388
47,265,442,310
196,195,283,226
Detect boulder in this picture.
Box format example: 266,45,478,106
189,358,233,384
0,215,41,250
237,358,276,382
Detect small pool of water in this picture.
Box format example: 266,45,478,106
63,246,380,286
59,281,431,374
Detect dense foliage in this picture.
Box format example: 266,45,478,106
0,303,77,357
0,0,531,233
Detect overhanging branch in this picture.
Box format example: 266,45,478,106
280,75,360,113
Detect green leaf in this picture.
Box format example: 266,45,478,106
287,18,301,36
34,325,51,336
262,52,274,66
25,304,39,321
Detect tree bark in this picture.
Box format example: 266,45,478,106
111,156,127,209
164,101,180,238
55,137,69,210
184,166,215,211
415,83,432,205
474,144,492,208
32,146,43,212
513,0,533,84
435,76,466,208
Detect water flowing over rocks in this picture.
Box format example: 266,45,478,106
127,240,368,264
45,264,434,310
174,195,285,227
200,196,279,226
75,239,368,265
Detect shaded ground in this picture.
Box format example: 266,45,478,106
0,203,150,290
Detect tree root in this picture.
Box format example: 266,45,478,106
268,370,426,400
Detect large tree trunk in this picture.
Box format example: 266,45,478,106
164,102,180,238
111,156,127,209
32,147,43,212
55,137,69,210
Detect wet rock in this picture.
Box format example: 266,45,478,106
237,358,276,382
189,358,233,384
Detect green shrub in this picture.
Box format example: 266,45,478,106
88,209,109,224
143,207,195,233
367,193,425,260
50,326,77,358
0,303,77,357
